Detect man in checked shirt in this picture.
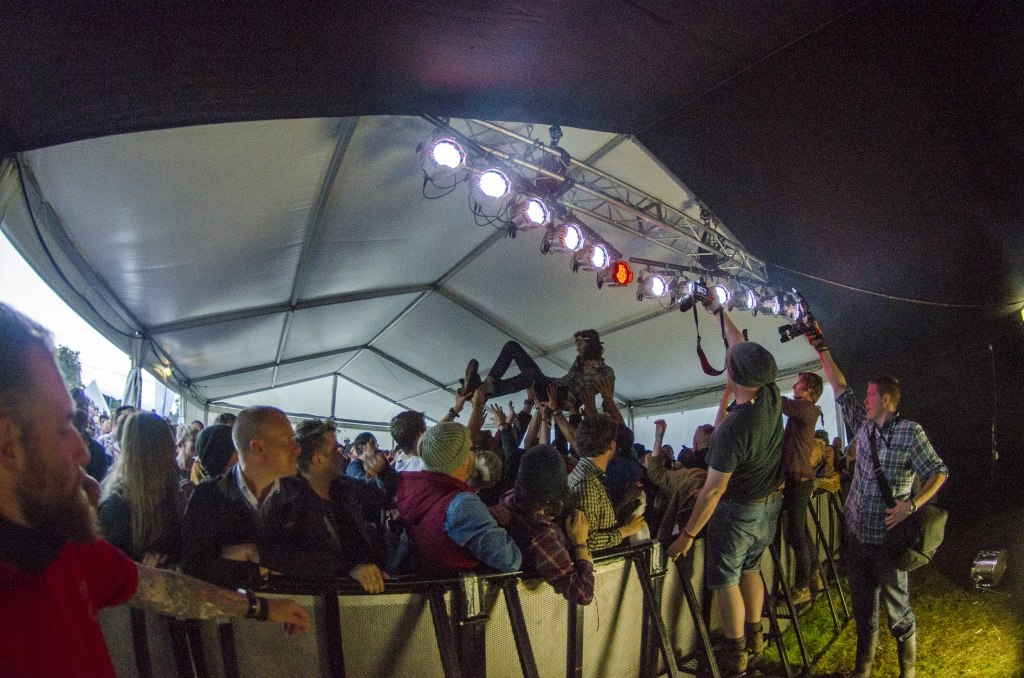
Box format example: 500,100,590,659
813,327,947,678
568,414,647,552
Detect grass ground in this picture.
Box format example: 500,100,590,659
753,499,1024,677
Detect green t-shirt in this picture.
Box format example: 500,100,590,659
707,382,785,502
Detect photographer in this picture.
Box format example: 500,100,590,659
812,326,947,678
667,303,784,675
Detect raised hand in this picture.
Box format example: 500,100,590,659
488,403,508,427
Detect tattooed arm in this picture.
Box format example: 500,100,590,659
129,564,310,636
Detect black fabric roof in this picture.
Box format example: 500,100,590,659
3,2,1023,493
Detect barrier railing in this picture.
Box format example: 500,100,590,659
100,496,843,678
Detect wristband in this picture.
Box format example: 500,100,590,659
683,527,698,540
448,408,460,419
909,499,918,513
574,543,589,550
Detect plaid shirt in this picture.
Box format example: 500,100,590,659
497,492,595,605
568,458,622,552
838,390,948,544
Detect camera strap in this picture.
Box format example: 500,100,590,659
692,303,727,376
867,417,902,509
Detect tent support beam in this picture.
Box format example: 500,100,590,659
190,345,366,384
146,284,432,336
273,117,360,388
364,346,452,392
211,372,338,403
433,286,572,372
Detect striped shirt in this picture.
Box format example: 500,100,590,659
838,390,948,544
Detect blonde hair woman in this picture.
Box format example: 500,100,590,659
98,412,182,566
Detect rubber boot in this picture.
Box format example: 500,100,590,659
849,629,878,677
897,632,916,678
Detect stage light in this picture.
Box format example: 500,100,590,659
636,270,670,301
421,136,467,179
598,261,634,288
541,222,585,254
476,169,511,199
727,287,758,311
573,242,611,272
757,291,782,316
431,139,464,170
518,197,551,228
713,284,731,306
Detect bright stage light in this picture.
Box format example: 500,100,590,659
598,261,634,288
477,169,511,199
519,197,551,228
573,242,612,272
636,271,670,300
422,137,467,179
431,139,465,170
713,284,731,306
541,222,586,254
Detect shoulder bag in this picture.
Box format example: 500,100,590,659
868,425,947,571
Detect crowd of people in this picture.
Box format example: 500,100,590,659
0,299,946,678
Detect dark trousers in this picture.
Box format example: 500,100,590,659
486,341,551,398
783,478,816,588
846,533,916,641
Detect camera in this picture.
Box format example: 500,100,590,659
678,280,713,313
777,291,823,343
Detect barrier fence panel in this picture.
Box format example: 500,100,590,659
583,555,645,678
99,605,183,678
98,504,843,678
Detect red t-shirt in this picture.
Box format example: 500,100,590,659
0,537,139,678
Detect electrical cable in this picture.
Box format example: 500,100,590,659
768,261,1024,309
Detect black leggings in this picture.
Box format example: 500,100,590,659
486,341,553,398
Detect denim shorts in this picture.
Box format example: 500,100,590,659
705,494,783,589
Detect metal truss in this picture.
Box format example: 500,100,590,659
435,117,768,284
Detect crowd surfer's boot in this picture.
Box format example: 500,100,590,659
462,359,482,395
849,629,878,677
897,632,916,678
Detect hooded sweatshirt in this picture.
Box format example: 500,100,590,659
396,471,521,576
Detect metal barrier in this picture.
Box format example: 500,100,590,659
100,500,844,678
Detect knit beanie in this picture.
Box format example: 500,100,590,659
725,342,778,389
195,424,236,476
515,445,568,506
418,422,472,475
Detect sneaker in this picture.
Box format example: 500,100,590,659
810,571,826,593
790,586,811,606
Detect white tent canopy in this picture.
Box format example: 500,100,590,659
1,115,821,426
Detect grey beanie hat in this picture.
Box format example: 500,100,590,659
725,342,778,389
418,422,472,475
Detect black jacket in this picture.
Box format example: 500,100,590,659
181,470,377,589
